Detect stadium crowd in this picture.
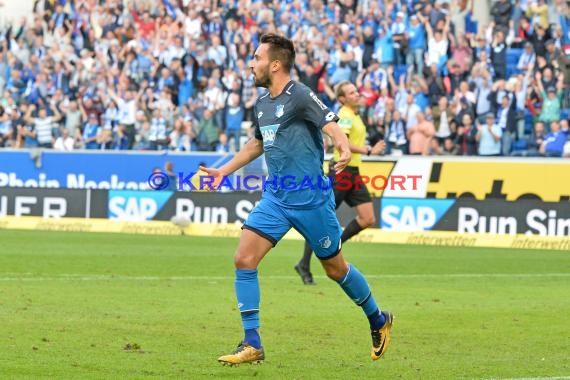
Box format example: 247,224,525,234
0,0,570,157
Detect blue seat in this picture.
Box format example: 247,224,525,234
507,48,523,65
511,138,528,151
561,108,570,120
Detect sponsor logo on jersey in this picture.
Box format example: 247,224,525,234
260,123,280,147
309,91,328,110
326,111,337,122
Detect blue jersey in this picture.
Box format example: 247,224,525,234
253,81,339,209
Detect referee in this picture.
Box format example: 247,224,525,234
294,80,385,285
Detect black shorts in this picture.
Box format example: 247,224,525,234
329,165,372,209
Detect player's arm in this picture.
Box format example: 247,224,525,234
200,138,264,190
322,122,351,172
300,89,351,170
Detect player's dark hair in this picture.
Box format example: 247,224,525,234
259,33,296,72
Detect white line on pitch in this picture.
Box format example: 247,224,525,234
0,273,569,281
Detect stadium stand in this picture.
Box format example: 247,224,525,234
0,0,569,158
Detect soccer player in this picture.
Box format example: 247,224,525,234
200,34,393,366
294,80,385,285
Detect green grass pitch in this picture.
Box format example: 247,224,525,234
0,229,569,379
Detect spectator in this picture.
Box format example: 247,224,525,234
113,124,130,151
0,105,13,147
107,86,142,149
449,34,473,78
148,109,168,151
386,110,408,155
216,132,231,154
530,23,550,58
535,71,563,127
164,161,178,191
423,12,450,72
513,17,534,48
82,113,100,150
494,93,518,156
407,111,436,155
517,42,536,72
24,102,62,149
54,127,74,151
97,127,113,150
391,12,408,66
527,0,550,30
407,15,427,77
476,113,503,156
168,118,185,151
196,109,219,151
451,0,473,39
294,59,328,93
180,118,197,152
224,93,244,152
456,114,479,156
491,0,512,32
432,137,460,156
61,100,82,140
540,120,570,156
491,30,507,80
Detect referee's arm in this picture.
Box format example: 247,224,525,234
347,141,385,156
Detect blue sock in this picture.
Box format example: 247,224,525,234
244,328,261,349
367,308,386,330
337,264,384,330
235,269,262,349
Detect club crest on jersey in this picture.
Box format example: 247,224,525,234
275,104,284,118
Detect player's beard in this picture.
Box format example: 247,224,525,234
253,67,271,88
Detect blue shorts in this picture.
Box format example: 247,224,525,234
243,193,342,259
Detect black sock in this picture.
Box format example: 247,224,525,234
298,241,313,269
341,219,364,243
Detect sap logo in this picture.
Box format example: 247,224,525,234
381,205,437,231
108,190,172,221
260,124,279,147
109,196,158,221
261,129,276,141
380,199,455,231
